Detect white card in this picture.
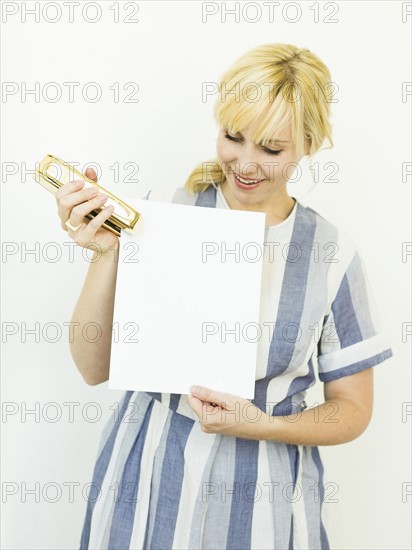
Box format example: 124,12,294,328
108,197,266,399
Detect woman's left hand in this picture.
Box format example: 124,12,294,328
187,385,271,440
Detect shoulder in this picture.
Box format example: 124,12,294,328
296,202,363,292
298,202,358,259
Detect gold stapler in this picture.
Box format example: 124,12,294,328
33,154,141,237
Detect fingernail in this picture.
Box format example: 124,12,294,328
190,385,200,394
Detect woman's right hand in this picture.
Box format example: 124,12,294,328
55,166,119,257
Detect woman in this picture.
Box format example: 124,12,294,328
57,43,393,549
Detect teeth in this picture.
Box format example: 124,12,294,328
236,174,260,184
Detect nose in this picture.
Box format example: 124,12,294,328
234,144,263,179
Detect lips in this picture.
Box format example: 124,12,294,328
234,172,262,184
233,172,263,190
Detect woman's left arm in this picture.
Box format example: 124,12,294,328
187,368,374,446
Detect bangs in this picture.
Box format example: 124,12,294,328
213,74,304,153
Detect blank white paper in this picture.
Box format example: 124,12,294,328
108,197,266,398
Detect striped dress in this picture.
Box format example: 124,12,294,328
80,185,393,549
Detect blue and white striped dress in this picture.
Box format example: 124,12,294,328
80,185,393,549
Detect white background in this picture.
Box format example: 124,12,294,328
1,1,411,549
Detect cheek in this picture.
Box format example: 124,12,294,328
264,154,296,181
216,137,234,163
279,154,300,180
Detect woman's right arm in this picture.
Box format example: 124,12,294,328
56,167,120,385
70,247,118,385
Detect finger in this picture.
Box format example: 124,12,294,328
186,394,220,420
77,204,115,238
189,385,236,408
58,185,100,225
69,193,109,227
186,394,203,418
84,166,98,182
55,179,85,201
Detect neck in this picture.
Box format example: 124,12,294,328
219,180,296,227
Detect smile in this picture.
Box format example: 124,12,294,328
233,172,263,189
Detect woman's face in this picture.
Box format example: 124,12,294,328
216,122,304,210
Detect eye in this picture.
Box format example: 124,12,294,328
262,147,282,156
223,131,282,156
224,132,241,142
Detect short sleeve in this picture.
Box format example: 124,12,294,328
317,248,394,382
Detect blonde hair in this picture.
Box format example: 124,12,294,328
184,43,334,194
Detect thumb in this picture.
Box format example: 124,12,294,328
84,166,98,182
